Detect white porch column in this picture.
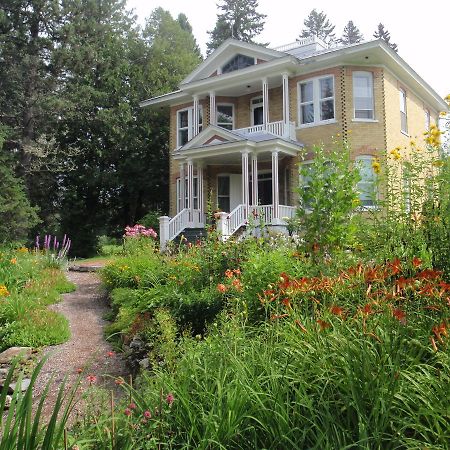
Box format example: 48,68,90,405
197,161,204,224
193,95,199,137
241,150,250,213
251,152,258,206
187,159,194,224
262,78,269,127
159,216,170,252
282,73,290,137
179,162,185,212
209,91,216,126
271,150,280,223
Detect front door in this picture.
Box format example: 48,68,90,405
217,174,242,212
258,174,272,205
251,96,264,126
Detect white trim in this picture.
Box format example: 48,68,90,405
219,54,257,75
297,119,337,130
250,95,264,126
216,103,235,130
399,87,408,134
176,105,204,148
297,75,336,127
351,119,379,123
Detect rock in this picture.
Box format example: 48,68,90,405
4,395,12,409
1,378,32,395
0,347,32,364
0,368,9,377
139,358,150,370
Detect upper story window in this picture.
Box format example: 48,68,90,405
221,54,255,74
298,76,335,126
251,96,264,126
353,71,374,120
399,88,408,134
355,156,377,207
177,106,203,147
216,104,234,130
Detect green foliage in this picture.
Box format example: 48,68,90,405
293,142,361,255
207,0,267,54
339,20,364,45
0,128,40,243
298,9,336,44
139,210,161,232
373,22,398,52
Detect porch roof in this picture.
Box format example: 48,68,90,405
173,125,303,162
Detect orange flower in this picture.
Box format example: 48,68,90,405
412,257,422,268
224,269,233,279
231,278,243,291
361,304,373,315
233,269,241,276
330,305,344,317
10,258,17,264
317,319,331,330
217,283,227,293
432,321,448,344
270,314,289,320
281,298,292,309
387,258,402,276
392,308,406,324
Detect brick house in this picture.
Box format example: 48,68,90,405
140,37,447,249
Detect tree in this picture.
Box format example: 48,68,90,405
0,127,40,243
207,0,266,54
373,23,398,52
339,20,363,45
298,9,336,45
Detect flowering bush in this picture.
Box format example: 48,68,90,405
124,224,157,239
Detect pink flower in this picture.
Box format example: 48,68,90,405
166,393,174,406
124,408,132,416
143,410,152,419
107,351,115,357
129,402,137,410
86,374,97,384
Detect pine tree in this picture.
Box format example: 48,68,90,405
298,9,336,45
339,20,363,45
207,0,266,54
373,23,398,52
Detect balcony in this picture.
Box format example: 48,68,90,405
234,120,297,141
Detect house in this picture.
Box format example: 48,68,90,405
140,37,447,250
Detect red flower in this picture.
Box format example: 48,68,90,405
86,374,97,384
143,410,152,419
392,308,406,324
330,305,344,317
412,257,422,268
361,304,373,315
107,351,115,357
124,408,132,416
281,298,292,309
166,393,175,406
129,402,137,410
387,258,402,276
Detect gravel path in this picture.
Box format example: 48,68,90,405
34,270,128,423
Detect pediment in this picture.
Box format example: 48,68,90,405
178,125,245,151
181,39,284,85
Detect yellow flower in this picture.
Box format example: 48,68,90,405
372,159,381,174
409,139,416,147
390,148,401,160
432,160,444,167
10,258,17,264
440,111,447,117
445,94,450,104
17,247,28,253
0,285,9,297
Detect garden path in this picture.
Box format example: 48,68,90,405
33,269,128,424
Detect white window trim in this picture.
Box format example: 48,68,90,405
217,55,256,75
297,75,336,128
176,106,203,148
355,155,378,209
216,103,235,130
425,109,431,131
353,71,375,120
399,87,408,134
176,176,199,213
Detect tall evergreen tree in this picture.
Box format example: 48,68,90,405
298,9,336,45
339,20,363,45
207,0,266,54
373,23,398,52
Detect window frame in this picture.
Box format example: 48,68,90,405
250,96,264,126
216,103,235,130
217,174,231,212
355,155,378,208
297,75,336,127
219,54,256,75
353,71,375,121
176,105,203,148
176,175,199,213
399,88,408,134
425,109,431,131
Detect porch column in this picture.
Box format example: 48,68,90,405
197,161,204,224
193,95,199,137
262,78,269,128
282,72,290,137
241,150,250,212
209,91,216,126
179,162,186,212
271,150,280,223
251,152,258,206
187,159,194,224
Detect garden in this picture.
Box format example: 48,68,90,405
1,130,450,449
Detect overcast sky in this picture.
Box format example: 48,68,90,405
126,0,449,100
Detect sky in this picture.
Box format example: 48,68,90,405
126,0,449,100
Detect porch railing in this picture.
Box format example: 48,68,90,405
279,205,296,219
235,120,296,140
168,208,189,242
226,204,247,237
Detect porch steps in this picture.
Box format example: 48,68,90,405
173,227,208,245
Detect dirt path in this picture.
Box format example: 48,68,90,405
34,270,128,423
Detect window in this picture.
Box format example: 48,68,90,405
177,106,203,147
425,109,431,130
176,176,198,212
217,175,230,211
216,104,234,130
251,96,264,126
298,76,335,126
399,88,408,134
356,156,377,207
353,72,374,119
221,54,255,74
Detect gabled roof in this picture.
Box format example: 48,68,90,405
181,38,285,85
